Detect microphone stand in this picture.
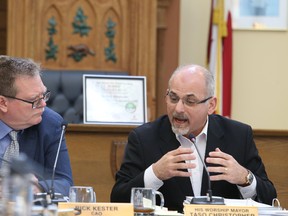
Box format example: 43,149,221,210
188,134,225,205
35,122,68,205
49,123,67,200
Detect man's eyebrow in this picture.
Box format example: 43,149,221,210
169,90,198,99
170,90,196,97
31,89,47,99
183,93,198,99
186,93,196,97
168,90,178,96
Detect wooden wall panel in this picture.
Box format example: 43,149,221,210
0,0,7,55
7,0,157,121
37,0,127,70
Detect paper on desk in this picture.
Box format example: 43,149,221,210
155,206,183,216
224,198,271,207
223,197,288,215
184,197,288,216
185,197,270,207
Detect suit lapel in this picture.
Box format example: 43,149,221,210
18,127,38,159
205,115,225,155
158,117,179,152
201,115,225,195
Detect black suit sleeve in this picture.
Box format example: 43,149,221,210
244,126,277,205
110,130,146,202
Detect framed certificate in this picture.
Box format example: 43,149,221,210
226,0,287,30
83,74,147,125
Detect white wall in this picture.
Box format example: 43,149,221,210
179,0,210,67
179,0,288,130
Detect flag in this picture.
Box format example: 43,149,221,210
207,0,233,118
222,11,232,117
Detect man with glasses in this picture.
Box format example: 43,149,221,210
110,64,276,212
0,55,73,196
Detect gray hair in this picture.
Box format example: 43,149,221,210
168,64,215,97
0,55,41,96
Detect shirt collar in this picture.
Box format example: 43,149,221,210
0,120,13,140
196,116,209,139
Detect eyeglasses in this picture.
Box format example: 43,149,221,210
166,90,212,107
3,90,51,109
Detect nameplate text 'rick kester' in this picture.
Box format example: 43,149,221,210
58,202,133,216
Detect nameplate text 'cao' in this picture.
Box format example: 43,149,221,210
184,204,258,216
58,202,134,216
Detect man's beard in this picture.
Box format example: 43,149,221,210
171,112,190,135
171,124,189,136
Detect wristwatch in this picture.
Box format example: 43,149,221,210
239,169,254,187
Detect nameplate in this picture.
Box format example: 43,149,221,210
58,202,134,216
184,204,258,216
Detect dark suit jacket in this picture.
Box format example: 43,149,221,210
18,107,73,196
110,114,276,212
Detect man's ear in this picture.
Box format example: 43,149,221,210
208,96,217,115
0,96,8,112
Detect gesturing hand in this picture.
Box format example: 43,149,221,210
31,174,43,194
206,148,248,185
152,147,196,180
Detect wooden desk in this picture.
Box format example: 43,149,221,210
66,125,288,209
66,124,134,202
254,130,288,209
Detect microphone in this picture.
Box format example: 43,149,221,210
48,121,68,200
188,134,224,205
33,122,69,205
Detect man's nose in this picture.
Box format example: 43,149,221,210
174,98,185,112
